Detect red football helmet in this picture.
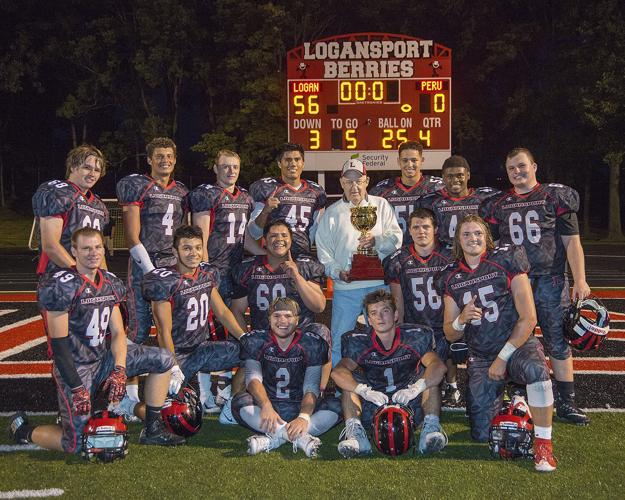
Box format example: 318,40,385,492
81,410,128,463
489,396,534,460
565,297,610,351
161,386,203,437
371,404,416,456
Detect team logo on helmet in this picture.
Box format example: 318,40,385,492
161,386,203,437
81,410,129,463
371,404,416,456
488,396,534,460
565,297,610,351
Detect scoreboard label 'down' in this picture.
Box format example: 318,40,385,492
287,33,452,171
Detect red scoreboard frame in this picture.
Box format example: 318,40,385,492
287,33,452,171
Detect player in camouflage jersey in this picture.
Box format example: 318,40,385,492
110,225,246,423
116,137,188,403
417,155,499,246
248,143,326,257
32,144,109,276
441,215,557,472
332,289,447,457
232,298,340,457
8,228,184,453
189,149,262,415
383,208,460,404
370,141,443,244
480,147,591,425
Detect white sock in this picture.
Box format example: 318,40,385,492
197,372,213,403
534,425,552,440
126,383,139,402
447,382,458,389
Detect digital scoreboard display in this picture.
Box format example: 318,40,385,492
287,33,452,171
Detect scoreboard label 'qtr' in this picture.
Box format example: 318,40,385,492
287,33,452,171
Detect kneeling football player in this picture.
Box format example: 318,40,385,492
332,289,448,458
232,297,340,457
110,225,246,421
441,215,557,472
8,228,184,453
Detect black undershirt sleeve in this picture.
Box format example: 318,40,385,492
51,337,83,389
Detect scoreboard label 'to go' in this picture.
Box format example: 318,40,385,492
287,33,452,171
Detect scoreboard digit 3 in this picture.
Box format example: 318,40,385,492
287,33,452,171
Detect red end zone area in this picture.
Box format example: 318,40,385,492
1,289,625,411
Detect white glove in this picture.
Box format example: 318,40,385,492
168,365,185,395
392,379,427,405
354,383,389,406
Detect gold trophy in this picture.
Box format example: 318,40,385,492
348,206,385,280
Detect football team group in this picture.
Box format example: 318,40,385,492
7,137,603,473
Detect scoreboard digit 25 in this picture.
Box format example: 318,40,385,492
287,33,452,171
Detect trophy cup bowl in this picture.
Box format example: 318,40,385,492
351,206,378,256
348,206,384,280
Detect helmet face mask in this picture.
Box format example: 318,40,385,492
81,410,128,463
371,404,416,457
565,297,610,351
161,386,203,437
489,397,533,460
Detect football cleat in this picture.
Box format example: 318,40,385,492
202,393,221,414
418,420,448,454
534,438,557,472
108,395,139,422
442,385,462,407
247,433,286,455
337,419,372,458
293,433,321,458
139,419,186,446
218,398,237,425
7,412,30,445
555,399,590,426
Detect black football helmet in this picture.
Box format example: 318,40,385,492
565,297,610,351
161,386,203,437
488,396,533,460
371,404,416,456
81,410,128,463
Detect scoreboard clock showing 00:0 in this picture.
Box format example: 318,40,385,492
287,33,452,171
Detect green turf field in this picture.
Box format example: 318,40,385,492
0,208,32,248
1,412,624,499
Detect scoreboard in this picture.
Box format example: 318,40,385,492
287,33,452,171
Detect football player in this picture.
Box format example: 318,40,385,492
248,143,326,257
232,297,340,457
441,215,557,472
32,144,109,276
8,228,184,453
332,289,447,458
110,225,246,423
370,140,443,244
417,155,499,246
116,137,188,402
383,208,459,404
189,149,261,415
480,147,591,425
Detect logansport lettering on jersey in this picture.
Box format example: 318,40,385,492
303,40,435,79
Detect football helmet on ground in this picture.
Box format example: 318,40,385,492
161,386,203,437
81,410,128,463
371,404,415,456
489,396,533,460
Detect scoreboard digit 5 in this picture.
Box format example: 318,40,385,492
287,33,452,171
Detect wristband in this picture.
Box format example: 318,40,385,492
497,342,517,362
129,243,155,274
452,316,466,332
298,413,311,423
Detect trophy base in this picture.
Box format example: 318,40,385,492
349,253,385,281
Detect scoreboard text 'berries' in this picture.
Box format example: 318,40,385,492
287,33,452,171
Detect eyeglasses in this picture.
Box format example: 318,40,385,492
343,178,367,186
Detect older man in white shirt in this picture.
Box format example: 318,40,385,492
315,159,402,366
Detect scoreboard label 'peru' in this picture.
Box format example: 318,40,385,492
287,33,452,171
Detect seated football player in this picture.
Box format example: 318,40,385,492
8,228,184,453
109,225,246,422
331,289,448,458
441,215,557,472
232,297,340,458
230,219,329,418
